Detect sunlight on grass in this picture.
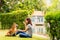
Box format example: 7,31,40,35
0,30,49,40
0,36,48,40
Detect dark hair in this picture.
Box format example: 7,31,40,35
26,18,32,25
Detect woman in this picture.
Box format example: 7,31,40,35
6,22,18,36
16,18,32,38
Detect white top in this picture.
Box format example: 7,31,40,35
26,24,32,36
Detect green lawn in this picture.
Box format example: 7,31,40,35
0,36,48,40
0,30,49,40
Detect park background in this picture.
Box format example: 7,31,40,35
0,0,60,40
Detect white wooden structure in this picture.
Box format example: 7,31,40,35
31,11,46,35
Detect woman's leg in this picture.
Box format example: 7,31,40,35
16,31,25,35
16,31,32,38
19,33,31,38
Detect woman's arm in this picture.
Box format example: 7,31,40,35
20,26,29,32
19,22,29,32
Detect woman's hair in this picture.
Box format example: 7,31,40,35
26,18,32,25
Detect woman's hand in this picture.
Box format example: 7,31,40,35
23,22,26,25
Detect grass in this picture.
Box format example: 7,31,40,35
0,36,48,40
0,30,49,40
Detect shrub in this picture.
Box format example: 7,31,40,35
45,10,60,40
0,10,32,29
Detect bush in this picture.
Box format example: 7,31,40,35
0,10,32,29
45,10,60,40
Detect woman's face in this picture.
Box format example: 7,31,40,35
25,20,28,24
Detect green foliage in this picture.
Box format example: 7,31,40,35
0,0,46,13
0,0,7,12
45,10,60,40
0,0,60,13
47,0,59,11
0,10,32,29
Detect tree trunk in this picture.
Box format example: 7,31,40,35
52,35,55,40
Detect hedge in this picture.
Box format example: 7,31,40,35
0,10,32,29
45,10,60,40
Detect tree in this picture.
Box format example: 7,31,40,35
0,0,46,13
45,10,60,40
46,0,59,11
0,0,6,12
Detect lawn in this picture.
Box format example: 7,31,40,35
0,30,49,40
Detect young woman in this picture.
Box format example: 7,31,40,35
16,18,32,38
6,22,18,36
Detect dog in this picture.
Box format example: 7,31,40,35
6,22,18,36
